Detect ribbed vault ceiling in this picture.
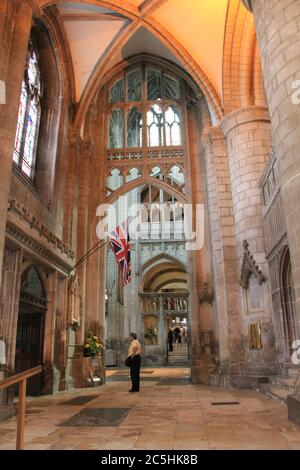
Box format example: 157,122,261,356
51,0,230,104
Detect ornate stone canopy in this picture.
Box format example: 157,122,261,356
240,240,265,289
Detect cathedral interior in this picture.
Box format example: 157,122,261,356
0,0,300,451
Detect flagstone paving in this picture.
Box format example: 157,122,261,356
0,367,299,450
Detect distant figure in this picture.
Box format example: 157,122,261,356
173,326,180,343
168,329,174,352
128,332,142,393
180,326,186,343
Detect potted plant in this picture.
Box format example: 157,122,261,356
84,334,104,357
144,326,158,345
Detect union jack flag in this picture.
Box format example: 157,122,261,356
108,220,131,286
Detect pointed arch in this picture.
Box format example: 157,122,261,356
106,176,186,205
38,0,140,19
140,253,187,275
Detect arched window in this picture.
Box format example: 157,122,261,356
13,40,42,179
281,248,297,353
108,65,182,150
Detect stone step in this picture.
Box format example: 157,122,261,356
271,376,296,393
264,385,290,404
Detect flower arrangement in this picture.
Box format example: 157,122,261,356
144,326,157,342
84,333,104,357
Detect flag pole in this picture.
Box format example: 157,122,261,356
71,239,107,273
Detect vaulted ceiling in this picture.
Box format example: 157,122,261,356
44,1,226,101
39,0,256,124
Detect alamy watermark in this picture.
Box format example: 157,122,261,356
292,340,300,366
96,198,205,251
291,80,300,104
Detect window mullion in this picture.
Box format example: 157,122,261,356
142,65,148,154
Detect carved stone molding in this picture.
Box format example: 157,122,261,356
7,199,74,259
240,240,265,289
199,282,214,305
6,199,74,275
6,223,73,276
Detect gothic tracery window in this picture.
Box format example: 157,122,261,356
108,66,182,150
13,40,42,179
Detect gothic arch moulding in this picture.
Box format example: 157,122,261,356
37,1,223,127
223,0,267,115
106,176,187,205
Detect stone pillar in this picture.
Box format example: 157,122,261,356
63,131,81,251
243,0,300,421
247,0,300,336
0,0,33,285
221,106,276,375
158,295,166,365
185,99,215,383
221,107,271,254
203,126,244,377
76,140,93,346
43,271,57,394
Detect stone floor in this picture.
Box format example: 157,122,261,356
0,367,300,450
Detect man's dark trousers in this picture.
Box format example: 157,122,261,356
130,355,141,391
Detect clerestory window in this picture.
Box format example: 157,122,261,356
108,66,182,150
13,40,42,179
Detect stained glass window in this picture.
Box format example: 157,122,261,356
163,75,179,100
109,109,124,148
127,107,142,147
127,70,142,102
165,106,181,146
147,105,163,147
108,65,182,150
13,41,41,179
147,69,162,100
110,79,125,103
13,81,28,164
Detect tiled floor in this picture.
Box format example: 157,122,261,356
0,367,299,450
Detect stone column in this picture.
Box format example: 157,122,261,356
242,0,300,422
76,140,93,346
158,295,166,365
0,0,33,285
221,107,271,254
43,271,57,394
221,106,276,375
203,126,244,377
245,0,300,335
63,131,81,251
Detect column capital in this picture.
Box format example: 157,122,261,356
241,0,253,12
221,106,270,136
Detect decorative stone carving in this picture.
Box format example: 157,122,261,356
68,273,81,328
240,240,265,289
6,223,73,275
199,282,214,305
7,198,74,260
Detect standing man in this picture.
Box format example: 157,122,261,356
128,332,142,393
168,328,174,352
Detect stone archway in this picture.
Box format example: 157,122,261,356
15,265,47,395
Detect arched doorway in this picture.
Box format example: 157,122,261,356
141,256,190,366
15,266,47,395
281,248,297,357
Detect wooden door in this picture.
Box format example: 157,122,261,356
15,308,44,395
